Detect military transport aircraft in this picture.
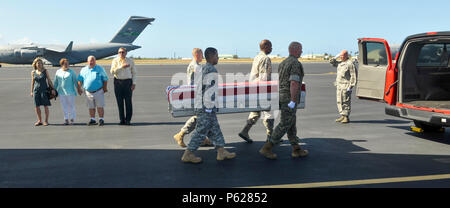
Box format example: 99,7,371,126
0,16,154,67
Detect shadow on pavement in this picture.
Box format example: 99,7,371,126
1,138,449,188
350,119,411,124
405,132,450,145
130,122,187,126
387,125,450,145
49,121,187,127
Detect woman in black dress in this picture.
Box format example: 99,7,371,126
30,58,55,126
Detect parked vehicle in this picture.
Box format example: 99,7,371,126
357,32,450,131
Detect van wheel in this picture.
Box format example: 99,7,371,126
413,120,443,132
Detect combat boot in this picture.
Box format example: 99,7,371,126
292,144,309,158
216,147,236,161
181,150,202,164
263,119,274,142
173,131,187,147
238,122,254,143
259,141,277,159
341,116,349,124
335,116,345,122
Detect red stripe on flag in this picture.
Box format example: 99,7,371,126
171,85,278,101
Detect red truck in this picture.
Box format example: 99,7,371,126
357,32,450,131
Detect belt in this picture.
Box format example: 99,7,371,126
114,78,132,80
87,88,103,93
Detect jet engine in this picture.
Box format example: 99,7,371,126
14,49,41,59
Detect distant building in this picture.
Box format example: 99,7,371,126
268,54,282,59
301,54,326,59
219,54,234,59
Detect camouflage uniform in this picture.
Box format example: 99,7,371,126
269,55,304,145
335,59,357,116
180,116,197,134
180,60,202,134
247,51,273,135
187,63,225,151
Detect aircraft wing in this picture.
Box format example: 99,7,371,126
17,42,75,65
39,41,73,53
20,42,73,53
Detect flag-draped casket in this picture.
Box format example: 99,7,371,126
167,81,306,117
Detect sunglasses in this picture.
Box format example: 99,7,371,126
119,51,126,54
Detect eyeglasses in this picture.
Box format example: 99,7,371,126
118,51,126,54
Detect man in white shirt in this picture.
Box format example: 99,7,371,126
110,47,136,125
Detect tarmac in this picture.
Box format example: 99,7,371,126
0,62,450,188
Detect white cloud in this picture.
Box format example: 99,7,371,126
11,37,33,45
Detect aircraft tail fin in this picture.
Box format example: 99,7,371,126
65,41,73,52
110,16,155,44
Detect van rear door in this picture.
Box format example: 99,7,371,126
356,38,393,101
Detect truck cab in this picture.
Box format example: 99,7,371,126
357,32,450,131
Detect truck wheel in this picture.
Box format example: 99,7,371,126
413,120,443,132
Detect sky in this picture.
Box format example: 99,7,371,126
0,0,449,58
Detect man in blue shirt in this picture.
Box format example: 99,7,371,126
77,56,109,126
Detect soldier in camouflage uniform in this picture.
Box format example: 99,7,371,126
259,42,309,160
238,39,274,143
334,50,357,124
181,47,236,164
173,48,212,147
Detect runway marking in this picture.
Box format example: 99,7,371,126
0,72,336,81
244,173,450,188
306,72,336,76
137,75,173,78
0,75,173,81
0,78,32,81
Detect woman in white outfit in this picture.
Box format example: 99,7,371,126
54,58,80,125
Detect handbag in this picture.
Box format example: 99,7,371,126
44,70,58,100
47,86,58,100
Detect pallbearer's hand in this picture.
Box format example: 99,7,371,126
288,101,296,109
131,84,135,91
